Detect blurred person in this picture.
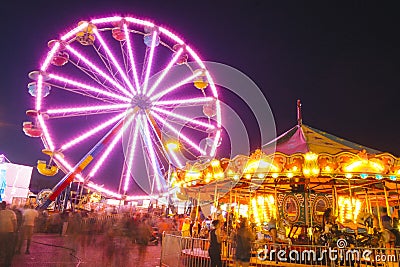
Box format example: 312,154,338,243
181,217,191,237
234,218,254,267
0,201,17,266
18,204,39,254
208,219,223,267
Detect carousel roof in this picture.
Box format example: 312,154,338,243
262,124,381,155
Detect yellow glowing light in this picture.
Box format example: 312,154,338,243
245,173,252,179
210,159,220,167
257,173,265,178
324,166,332,172
233,174,240,180
304,152,318,161
338,196,361,223
166,141,179,151
292,166,298,172
287,172,294,178
343,159,385,173
345,173,353,179
244,159,279,173
271,173,279,178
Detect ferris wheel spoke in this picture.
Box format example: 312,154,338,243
59,113,126,151
142,31,158,95
149,71,202,101
45,104,130,118
146,48,183,97
121,119,140,194
93,28,137,95
37,114,55,151
49,73,131,102
152,106,215,130
150,111,206,155
87,113,136,179
123,24,141,94
154,97,214,107
66,44,133,98
139,114,165,192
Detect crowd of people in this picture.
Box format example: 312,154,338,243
0,200,257,267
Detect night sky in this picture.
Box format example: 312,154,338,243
0,1,398,191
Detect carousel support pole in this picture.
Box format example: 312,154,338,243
348,177,355,222
375,193,383,230
383,181,391,217
333,184,339,218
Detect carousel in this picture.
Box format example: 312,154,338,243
172,101,400,250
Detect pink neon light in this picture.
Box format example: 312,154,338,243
35,75,43,111
150,72,202,101
123,121,140,193
124,17,154,28
61,22,89,41
88,128,123,177
41,42,60,71
47,103,130,115
142,31,158,95
48,73,131,102
150,111,206,155
159,26,184,45
37,115,55,151
88,113,136,177
152,106,215,130
154,97,214,106
141,114,162,191
210,129,221,157
123,24,141,93
169,150,183,168
93,28,136,95
91,16,122,25
61,113,125,151
146,48,183,97
66,45,133,98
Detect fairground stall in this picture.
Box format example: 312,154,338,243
161,105,400,267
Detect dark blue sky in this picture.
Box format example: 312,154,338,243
0,1,399,190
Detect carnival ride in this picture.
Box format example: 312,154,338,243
24,15,222,209
174,101,400,248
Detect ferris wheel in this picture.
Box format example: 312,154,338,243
24,15,222,204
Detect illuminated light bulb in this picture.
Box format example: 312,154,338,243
303,169,310,175
166,141,179,151
245,173,252,179
257,173,265,179
287,172,294,178
292,166,298,172
375,174,383,180
312,168,320,175
345,173,353,179
390,175,397,181
210,159,220,167
360,173,368,179
271,173,279,178
233,174,240,180
325,166,332,172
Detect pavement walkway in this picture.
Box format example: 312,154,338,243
11,233,162,267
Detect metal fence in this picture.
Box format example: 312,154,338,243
161,233,400,267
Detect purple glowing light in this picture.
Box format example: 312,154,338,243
142,31,158,95
93,28,136,95
123,24,141,92
31,15,222,199
66,45,133,98
48,73,131,102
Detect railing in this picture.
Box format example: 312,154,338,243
161,233,400,267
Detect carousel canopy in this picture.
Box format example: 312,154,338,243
262,124,381,155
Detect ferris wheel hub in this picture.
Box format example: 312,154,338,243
131,95,152,109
